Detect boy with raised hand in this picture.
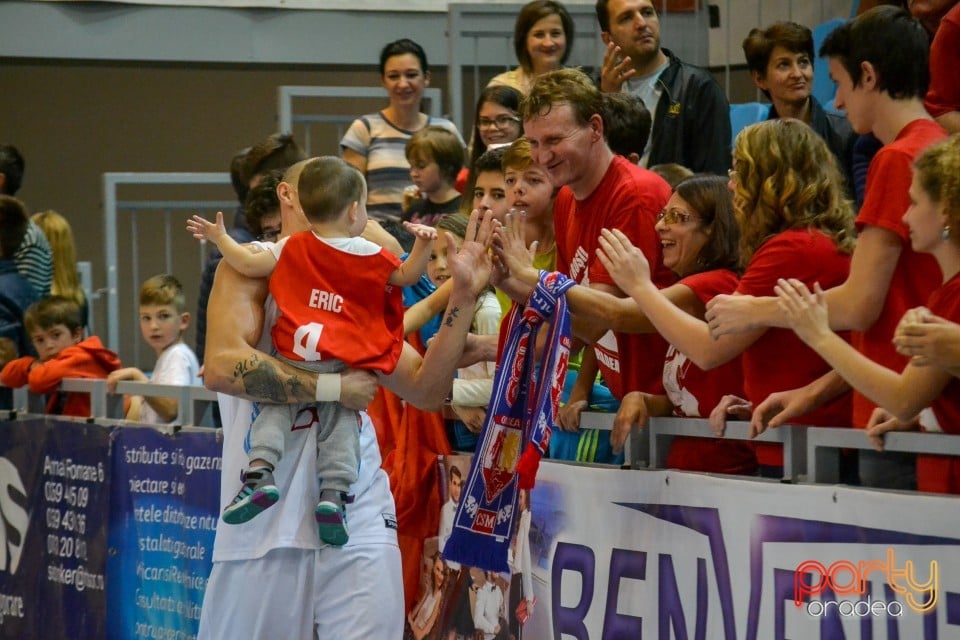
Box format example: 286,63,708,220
187,156,436,546
107,274,200,423
1,295,120,416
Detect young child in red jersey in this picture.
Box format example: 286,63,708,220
187,156,436,545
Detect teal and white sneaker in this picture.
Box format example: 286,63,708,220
222,467,280,525
315,490,349,546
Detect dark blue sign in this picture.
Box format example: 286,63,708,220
107,427,221,640
0,418,111,640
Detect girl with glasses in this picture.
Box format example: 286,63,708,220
498,174,757,475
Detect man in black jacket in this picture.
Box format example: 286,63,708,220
595,0,731,175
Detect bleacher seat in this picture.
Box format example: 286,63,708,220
729,102,770,140
812,17,846,113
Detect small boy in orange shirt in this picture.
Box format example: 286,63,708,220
1,295,121,416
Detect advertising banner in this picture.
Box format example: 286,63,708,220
0,418,111,640
106,427,221,640
526,462,960,640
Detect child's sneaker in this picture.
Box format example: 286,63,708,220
315,490,349,546
222,467,280,525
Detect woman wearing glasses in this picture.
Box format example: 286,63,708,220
488,0,574,95
457,85,523,193
595,119,856,477
498,174,756,475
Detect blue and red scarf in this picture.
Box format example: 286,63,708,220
443,271,574,572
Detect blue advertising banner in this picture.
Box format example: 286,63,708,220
0,418,111,640
106,427,221,640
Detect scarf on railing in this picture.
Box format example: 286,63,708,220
443,271,574,572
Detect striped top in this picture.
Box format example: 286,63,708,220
14,222,52,298
340,111,463,221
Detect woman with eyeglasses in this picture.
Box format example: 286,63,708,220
341,39,464,228
488,0,574,95
595,119,856,478
456,85,523,193
498,174,756,475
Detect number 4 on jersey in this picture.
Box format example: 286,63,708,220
292,322,325,361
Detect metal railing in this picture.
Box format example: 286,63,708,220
277,85,445,156
1,378,220,428
807,426,960,484
5,378,957,489
102,171,233,364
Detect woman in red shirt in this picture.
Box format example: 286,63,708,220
776,134,960,493
597,119,856,477
499,174,756,474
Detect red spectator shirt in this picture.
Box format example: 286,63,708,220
737,229,853,466
662,269,756,474
554,155,675,398
852,119,947,427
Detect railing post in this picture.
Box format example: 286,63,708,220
781,425,807,482
26,389,46,414
648,421,673,470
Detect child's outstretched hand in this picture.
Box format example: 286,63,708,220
403,221,438,242
493,209,538,285
187,211,227,242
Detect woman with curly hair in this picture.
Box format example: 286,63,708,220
777,134,960,494
596,118,856,476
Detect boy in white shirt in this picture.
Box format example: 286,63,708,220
107,274,200,423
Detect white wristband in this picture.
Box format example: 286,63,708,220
315,373,341,402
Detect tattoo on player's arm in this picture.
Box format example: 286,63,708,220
285,375,309,402
232,353,259,380
444,306,461,328
234,354,287,402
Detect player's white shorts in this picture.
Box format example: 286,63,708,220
197,541,403,640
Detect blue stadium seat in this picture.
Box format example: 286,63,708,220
729,102,770,140
813,18,846,113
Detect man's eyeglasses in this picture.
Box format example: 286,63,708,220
477,115,521,129
258,228,281,242
656,208,700,225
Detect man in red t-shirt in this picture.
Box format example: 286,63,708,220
704,6,948,489
518,68,675,463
